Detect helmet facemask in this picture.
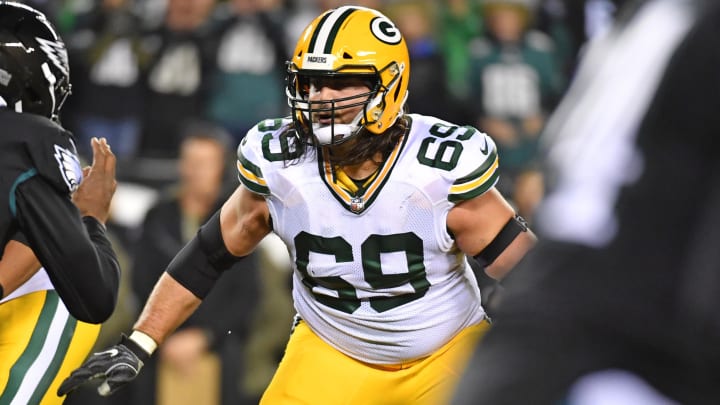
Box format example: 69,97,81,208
287,61,406,146
40,60,72,122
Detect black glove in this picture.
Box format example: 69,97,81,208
58,334,150,397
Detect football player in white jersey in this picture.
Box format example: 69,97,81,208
60,6,536,404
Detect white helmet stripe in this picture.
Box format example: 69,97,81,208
310,6,358,54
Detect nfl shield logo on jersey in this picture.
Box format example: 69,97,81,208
350,197,364,213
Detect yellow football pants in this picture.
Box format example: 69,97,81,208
0,290,100,405
261,319,490,405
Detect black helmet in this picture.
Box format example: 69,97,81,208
0,1,71,120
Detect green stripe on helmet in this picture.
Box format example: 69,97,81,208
323,8,358,54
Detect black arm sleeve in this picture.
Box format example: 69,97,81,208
166,210,246,299
14,176,120,324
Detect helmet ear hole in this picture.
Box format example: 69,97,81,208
343,52,352,59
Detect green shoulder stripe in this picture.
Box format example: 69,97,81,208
448,150,499,203
455,149,498,185
449,170,499,203
237,153,269,195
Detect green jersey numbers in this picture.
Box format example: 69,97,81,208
257,118,303,162
294,231,430,314
257,118,285,132
237,118,298,194
362,233,430,312
295,232,359,314
415,121,500,203
417,123,487,170
261,132,303,162
240,113,487,364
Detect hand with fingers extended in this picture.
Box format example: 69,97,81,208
72,137,117,224
58,334,150,397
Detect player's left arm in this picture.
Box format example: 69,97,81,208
447,188,537,280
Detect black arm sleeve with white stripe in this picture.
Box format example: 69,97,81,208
14,176,120,324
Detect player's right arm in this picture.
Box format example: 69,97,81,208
58,182,272,397
133,184,272,345
58,122,274,397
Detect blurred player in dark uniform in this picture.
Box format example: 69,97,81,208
453,0,720,404
0,2,120,404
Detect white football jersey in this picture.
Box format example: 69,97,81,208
237,113,499,364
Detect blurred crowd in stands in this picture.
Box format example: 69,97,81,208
18,0,618,403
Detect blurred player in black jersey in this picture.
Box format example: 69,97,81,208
453,0,720,404
0,2,121,404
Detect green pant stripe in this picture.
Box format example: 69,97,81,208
0,292,58,405
28,303,77,404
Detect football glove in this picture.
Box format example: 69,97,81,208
58,334,150,397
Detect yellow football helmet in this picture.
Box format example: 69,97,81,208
286,6,410,145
